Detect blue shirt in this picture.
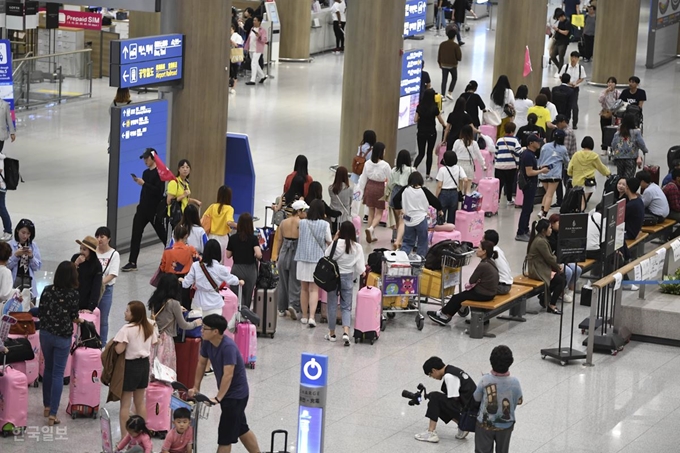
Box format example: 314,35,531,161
537,142,569,180
474,374,523,430
200,335,249,399
663,173,673,187
519,149,539,186
563,0,581,17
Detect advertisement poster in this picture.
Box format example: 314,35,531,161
0,40,15,124
657,0,680,28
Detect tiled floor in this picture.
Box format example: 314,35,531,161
4,1,680,452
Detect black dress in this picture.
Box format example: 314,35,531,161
71,254,103,311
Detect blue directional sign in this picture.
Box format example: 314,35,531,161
110,34,184,89
400,49,423,97
404,0,427,37
300,353,328,388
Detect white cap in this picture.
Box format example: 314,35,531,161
291,200,309,211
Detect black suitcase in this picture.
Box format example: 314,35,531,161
266,429,289,453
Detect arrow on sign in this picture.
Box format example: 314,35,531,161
122,46,129,58
123,70,129,82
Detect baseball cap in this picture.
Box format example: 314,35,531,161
527,134,544,145
140,148,156,159
553,129,567,139
291,200,309,211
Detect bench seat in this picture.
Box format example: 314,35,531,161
641,219,676,234
513,275,544,288
577,259,597,272
462,285,534,339
626,232,649,258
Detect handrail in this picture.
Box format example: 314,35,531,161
12,51,34,78
590,238,678,288
13,48,92,63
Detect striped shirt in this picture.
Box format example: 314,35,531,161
494,136,521,170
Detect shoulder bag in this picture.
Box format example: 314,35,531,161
352,146,372,175
199,261,223,293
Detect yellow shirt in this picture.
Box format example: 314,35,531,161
527,105,551,131
167,177,190,215
567,150,611,187
202,203,235,236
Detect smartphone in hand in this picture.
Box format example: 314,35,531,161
131,173,137,179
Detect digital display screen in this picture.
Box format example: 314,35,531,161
297,406,323,453
398,93,420,129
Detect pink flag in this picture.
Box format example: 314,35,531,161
523,46,532,77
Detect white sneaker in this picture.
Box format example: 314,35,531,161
229,88,236,94
300,318,308,324
287,307,298,320
0,233,11,241
415,430,440,443
446,92,454,100
308,319,317,328
324,333,337,342
624,284,639,291
563,290,573,304
455,429,469,439
278,310,286,317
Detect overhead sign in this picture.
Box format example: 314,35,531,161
110,34,184,89
404,0,427,37
298,353,328,453
400,49,423,97
0,39,15,125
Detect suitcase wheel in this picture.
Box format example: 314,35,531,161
269,333,275,339
386,312,396,319
71,412,77,420
32,380,39,388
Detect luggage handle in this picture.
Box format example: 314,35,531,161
270,429,289,453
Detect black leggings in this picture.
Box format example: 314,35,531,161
495,169,516,202
600,115,613,150
333,21,345,49
548,273,566,307
442,288,495,317
415,132,438,177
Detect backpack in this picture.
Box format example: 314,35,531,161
424,240,472,271
367,247,389,275
352,146,372,175
604,174,622,195
313,240,340,292
71,320,102,352
1,157,21,190
560,187,586,214
256,261,279,289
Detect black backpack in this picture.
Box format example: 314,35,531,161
1,157,21,190
367,248,389,275
424,240,472,270
560,187,586,214
256,261,279,289
313,240,340,292
71,321,102,352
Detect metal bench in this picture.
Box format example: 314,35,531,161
462,285,534,339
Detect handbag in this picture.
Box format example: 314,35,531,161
584,177,597,187
230,47,244,63
149,267,163,287
599,109,613,119
313,240,340,292
503,103,516,117
201,214,212,234
9,312,36,335
482,110,501,126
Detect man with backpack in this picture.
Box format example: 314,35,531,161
558,51,587,129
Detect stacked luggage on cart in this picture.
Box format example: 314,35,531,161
420,240,475,306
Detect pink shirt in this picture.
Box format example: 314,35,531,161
117,433,153,453
113,323,158,360
162,426,194,453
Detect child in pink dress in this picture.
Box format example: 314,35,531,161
117,415,153,453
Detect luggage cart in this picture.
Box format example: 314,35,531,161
379,252,425,331
169,381,214,453
420,252,474,306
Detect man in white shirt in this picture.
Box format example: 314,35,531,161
330,0,347,52
558,51,587,129
636,170,670,222
483,230,513,294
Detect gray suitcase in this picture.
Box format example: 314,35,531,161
254,288,277,338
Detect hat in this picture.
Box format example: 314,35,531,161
76,236,98,253
527,134,544,145
553,129,567,139
291,200,309,211
140,148,156,159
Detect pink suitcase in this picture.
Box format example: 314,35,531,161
353,286,382,345
437,143,447,169
221,288,239,340
235,322,257,369
78,308,101,333
473,149,493,184
456,210,485,247
145,381,172,436
430,229,462,246
0,363,28,435
480,125,497,140
351,215,361,240
477,177,500,216
66,346,102,418
8,332,39,387
514,183,523,207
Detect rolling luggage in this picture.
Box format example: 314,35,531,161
8,332,39,387
479,125,497,140
353,286,382,345
221,288,239,340
66,345,102,418
437,143,447,169
79,308,101,333
234,286,257,369
351,215,362,240
177,310,203,339
477,177,500,216
603,125,617,150
514,184,523,207
268,429,290,453
455,209,485,247
429,229,462,246
253,287,277,338
145,381,172,437
0,359,28,436
644,165,660,185
175,337,201,389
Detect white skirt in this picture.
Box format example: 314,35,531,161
297,261,316,283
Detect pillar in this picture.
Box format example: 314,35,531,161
277,0,312,61
591,0,641,84
128,11,161,39
492,0,547,99
339,0,404,167
164,0,232,204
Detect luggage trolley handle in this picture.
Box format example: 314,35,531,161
270,429,289,453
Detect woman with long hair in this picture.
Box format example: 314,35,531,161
172,204,208,254
283,154,313,198
598,76,620,154
201,185,237,260
305,181,341,222
537,129,569,219
513,84,534,129
358,142,391,243
526,219,565,314
459,80,486,128
324,221,365,346
167,159,201,229
113,300,158,435
387,150,415,243
490,75,515,138
328,166,353,225
294,199,332,326
148,273,202,374
452,124,484,195
436,151,465,224
71,236,103,312
225,213,262,309
427,240,499,325
442,97,475,152
350,130,377,184
414,88,446,180
611,113,648,178
273,200,307,320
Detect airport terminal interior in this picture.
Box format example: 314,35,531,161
4,0,680,452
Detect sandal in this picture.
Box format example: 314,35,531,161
43,407,50,418
48,416,61,426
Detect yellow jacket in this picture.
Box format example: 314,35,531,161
201,203,234,236
567,150,610,187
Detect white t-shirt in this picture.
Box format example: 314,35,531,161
436,165,466,190
0,265,14,302
494,246,513,285
329,1,347,21
231,32,244,47
97,249,120,286
444,373,461,398
0,152,6,191
546,102,558,123
559,62,587,84
113,323,158,360
513,99,534,129
587,210,604,251
325,239,365,276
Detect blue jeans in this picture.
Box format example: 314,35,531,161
517,183,537,236
438,189,458,224
401,218,429,257
99,284,113,344
564,264,582,290
435,9,446,30
40,329,72,416
328,273,353,331
456,22,464,43
0,189,11,234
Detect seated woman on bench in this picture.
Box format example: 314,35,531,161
526,219,566,314
427,241,499,326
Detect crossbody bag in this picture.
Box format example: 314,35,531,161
443,165,464,203
199,261,223,293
